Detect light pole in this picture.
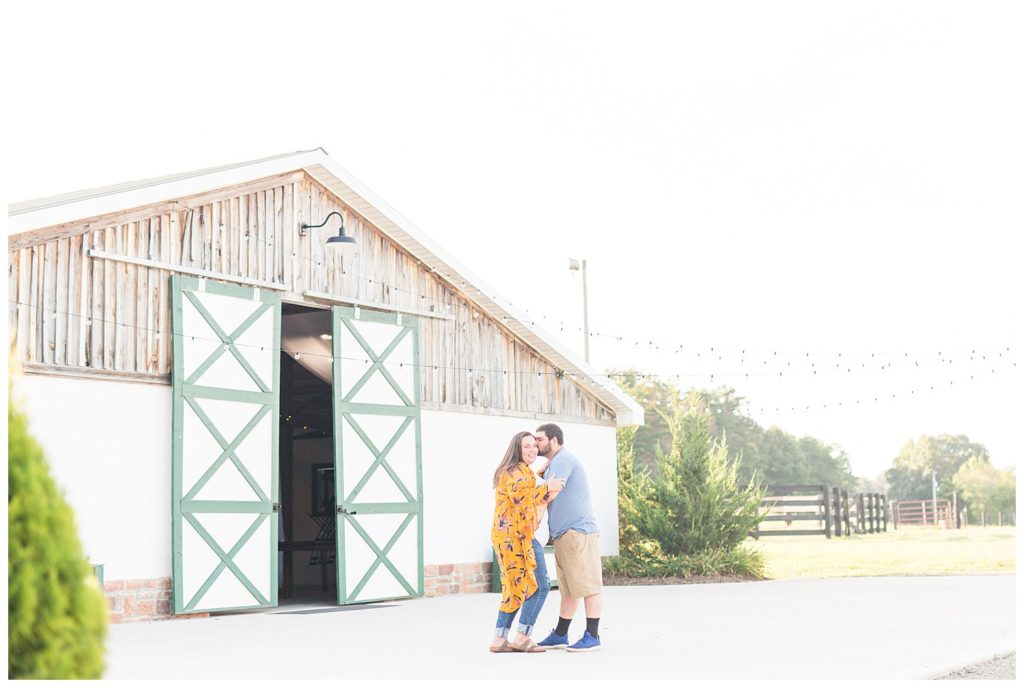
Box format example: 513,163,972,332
568,258,590,363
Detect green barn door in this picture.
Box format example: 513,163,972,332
171,276,281,614
332,306,423,604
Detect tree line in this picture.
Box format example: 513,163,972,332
614,370,1015,523
613,371,856,489
885,435,1015,521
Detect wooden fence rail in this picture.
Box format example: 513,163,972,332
751,484,832,539
751,486,887,539
850,493,888,533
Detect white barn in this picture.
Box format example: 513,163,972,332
7,149,643,622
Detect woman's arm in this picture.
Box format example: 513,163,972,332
541,476,565,503
503,465,562,508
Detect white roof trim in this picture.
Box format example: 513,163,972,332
8,149,644,426
8,150,327,234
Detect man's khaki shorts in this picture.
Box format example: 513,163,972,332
553,530,602,599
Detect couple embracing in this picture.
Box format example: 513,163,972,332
489,424,603,653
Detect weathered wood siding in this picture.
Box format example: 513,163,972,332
8,172,613,422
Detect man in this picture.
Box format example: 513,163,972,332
534,423,603,652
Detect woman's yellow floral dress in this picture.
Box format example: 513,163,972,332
492,462,551,613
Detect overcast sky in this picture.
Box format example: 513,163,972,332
6,1,1022,478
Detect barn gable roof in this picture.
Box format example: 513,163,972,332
8,148,643,426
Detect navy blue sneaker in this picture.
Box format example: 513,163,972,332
536,629,569,649
566,630,601,652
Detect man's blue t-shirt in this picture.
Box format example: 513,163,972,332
543,447,599,540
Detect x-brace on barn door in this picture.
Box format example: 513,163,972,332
332,306,423,604
171,276,280,614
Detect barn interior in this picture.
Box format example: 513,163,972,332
278,303,338,603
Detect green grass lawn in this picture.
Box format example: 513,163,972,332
748,526,1016,579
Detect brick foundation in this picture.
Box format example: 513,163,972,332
423,561,493,596
103,578,208,624
103,565,493,622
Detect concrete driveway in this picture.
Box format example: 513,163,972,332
104,574,1014,680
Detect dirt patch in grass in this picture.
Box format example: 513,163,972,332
604,573,762,586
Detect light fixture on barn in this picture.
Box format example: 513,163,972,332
300,211,356,246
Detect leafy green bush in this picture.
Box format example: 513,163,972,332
8,392,107,679
953,456,1016,521
614,392,767,578
604,544,764,578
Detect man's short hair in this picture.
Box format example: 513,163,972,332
535,423,564,445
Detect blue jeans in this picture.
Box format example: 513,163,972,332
495,538,550,638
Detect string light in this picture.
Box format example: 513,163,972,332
6,298,1016,413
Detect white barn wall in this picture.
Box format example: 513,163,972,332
420,409,619,566
13,375,172,581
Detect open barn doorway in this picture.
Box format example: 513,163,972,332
279,303,337,604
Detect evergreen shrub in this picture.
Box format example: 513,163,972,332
8,393,107,679
611,392,767,578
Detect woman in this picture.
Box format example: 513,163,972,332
489,431,564,653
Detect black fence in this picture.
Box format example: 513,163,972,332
750,485,887,539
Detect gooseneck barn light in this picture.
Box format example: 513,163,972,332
301,211,356,246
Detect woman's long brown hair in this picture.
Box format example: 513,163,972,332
492,431,534,488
